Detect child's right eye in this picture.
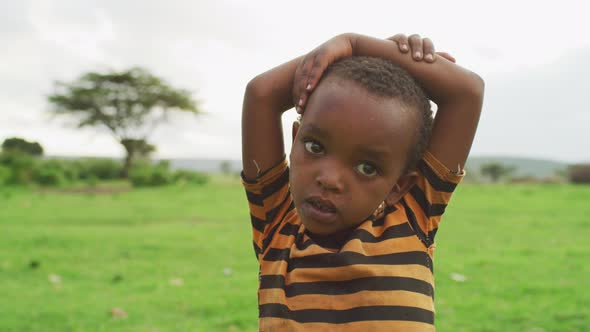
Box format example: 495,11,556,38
304,140,324,155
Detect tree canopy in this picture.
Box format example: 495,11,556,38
480,162,516,182
48,67,200,176
1,137,44,156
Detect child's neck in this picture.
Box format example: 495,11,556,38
305,227,355,250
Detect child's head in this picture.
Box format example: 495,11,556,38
289,56,433,236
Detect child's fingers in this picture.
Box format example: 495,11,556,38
422,38,435,63
436,51,456,63
387,34,409,53
299,51,331,111
293,58,309,113
298,54,318,111
408,34,423,61
307,54,327,91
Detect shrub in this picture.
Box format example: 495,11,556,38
0,152,35,185
149,167,172,186
129,166,151,187
32,166,66,186
75,158,123,180
86,175,99,187
172,170,209,185
129,164,173,187
0,165,11,185
39,159,79,182
1,137,44,156
569,164,590,184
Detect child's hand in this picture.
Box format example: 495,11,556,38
292,34,354,113
293,33,454,113
387,34,456,64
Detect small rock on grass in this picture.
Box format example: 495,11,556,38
169,277,184,286
48,273,62,284
223,267,233,276
450,272,467,282
110,308,128,319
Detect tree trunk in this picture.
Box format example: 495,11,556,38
121,140,136,178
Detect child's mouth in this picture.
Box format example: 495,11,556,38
302,197,338,224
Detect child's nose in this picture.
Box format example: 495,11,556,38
316,169,344,193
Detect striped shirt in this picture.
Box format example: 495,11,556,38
242,151,464,331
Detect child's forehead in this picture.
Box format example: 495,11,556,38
320,76,382,100
300,86,415,164
305,78,412,126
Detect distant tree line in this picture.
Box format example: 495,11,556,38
473,161,590,184
479,163,516,182
0,137,208,187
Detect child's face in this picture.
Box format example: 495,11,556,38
290,78,417,236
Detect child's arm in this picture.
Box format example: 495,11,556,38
296,33,484,171
241,57,303,179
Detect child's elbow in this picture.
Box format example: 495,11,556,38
245,75,270,101
465,72,485,101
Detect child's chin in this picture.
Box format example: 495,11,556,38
304,224,333,236
300,218,341,236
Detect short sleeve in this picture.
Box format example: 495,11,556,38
241,158,294,260
401,151,465,247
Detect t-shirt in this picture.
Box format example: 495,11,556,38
242,151,464,331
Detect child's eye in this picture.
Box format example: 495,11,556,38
355,162,378,177
304,140,324,155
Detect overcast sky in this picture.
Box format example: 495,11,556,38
1,0,589,163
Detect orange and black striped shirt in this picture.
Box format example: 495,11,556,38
242,151,464,331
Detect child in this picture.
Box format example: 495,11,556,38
241,33,484,331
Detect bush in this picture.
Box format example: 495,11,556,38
39,159,79,182
0,152,35,185
75,158,123,180
569,164,590,184
1,137,44,156
128,162,208,187
32,159,75,186
129,164,173,187
172,170,209,185
0,165,11,185
86,175,99,187
32,166,66,186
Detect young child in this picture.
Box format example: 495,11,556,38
241,33,484,331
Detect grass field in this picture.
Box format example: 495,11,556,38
1,178,589,332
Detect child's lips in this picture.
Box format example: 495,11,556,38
302,196,339,224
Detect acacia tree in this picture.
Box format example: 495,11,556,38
480,162,516,182
48,67,199,177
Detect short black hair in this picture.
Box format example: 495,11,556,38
319,56,433,173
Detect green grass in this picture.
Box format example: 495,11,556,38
1,180,589,331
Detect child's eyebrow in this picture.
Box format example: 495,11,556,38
356,146,391,163
301,123,328,139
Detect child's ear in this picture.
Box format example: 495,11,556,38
385,171,419,206
292,121,300,143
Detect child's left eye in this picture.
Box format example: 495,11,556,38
304,140,324,155
355,162,378,177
